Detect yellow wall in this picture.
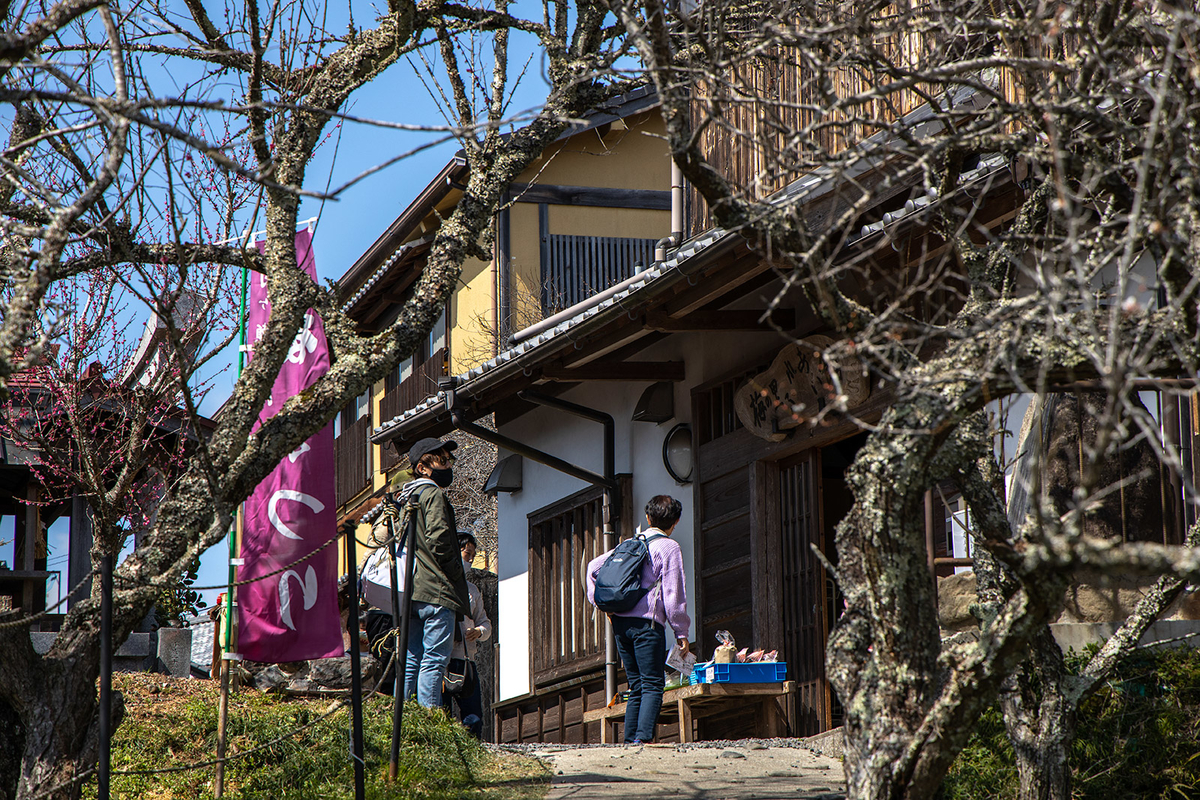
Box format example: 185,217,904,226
449,110,672,371
520,112,671,189
505,111,672,333
372,379,385,492
357,109,672,499
451,254,495,374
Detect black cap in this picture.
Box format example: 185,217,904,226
407,437,458,466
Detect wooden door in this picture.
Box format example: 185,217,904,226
778,451,831,735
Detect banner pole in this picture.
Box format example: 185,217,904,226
216,256,251,799
344,524,366,800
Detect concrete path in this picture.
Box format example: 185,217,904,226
532,742,846,800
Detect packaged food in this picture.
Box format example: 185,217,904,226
714,630,737,663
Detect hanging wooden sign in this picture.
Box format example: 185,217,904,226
733,335,870,442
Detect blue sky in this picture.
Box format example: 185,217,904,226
184,11,558,609
14,3,563,614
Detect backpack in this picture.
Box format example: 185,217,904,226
592,533,664,614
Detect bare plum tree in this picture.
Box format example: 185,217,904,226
606,0,1200,797
0,0,634,796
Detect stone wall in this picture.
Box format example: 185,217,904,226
938,570,1200,647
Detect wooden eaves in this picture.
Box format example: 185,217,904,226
368,87,1020,449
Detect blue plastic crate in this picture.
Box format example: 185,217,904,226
691,661,787,684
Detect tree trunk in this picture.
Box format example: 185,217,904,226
0,625,112,800
999,628,1074,800
829,405,969,800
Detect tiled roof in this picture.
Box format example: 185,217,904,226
339,235,433,314
370,225,732,443
371,89,1009,444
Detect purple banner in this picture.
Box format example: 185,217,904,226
237,228,343,662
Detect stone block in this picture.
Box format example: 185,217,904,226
1051,619,1200,654
115,632,152,658
156,627,193,677
802,726,844,759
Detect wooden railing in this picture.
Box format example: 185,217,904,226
541,236,657,315
335,414,371,506
378,347,447,471
682,23,1041,236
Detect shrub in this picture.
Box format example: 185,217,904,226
944,645,1200,800
89,674,548,800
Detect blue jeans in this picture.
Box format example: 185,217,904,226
612,616,666,743
404,602,455,708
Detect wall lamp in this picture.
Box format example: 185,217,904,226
632,381,675,423
662,423,693,484
483,454,523,495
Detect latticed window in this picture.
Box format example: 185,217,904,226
528,478,631,685
541,235,657,314
335,391,372,506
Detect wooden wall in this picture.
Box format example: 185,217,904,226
494,673,687,744
683,14,1039,236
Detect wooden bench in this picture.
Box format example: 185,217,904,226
582,680,797,743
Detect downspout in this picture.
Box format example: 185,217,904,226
517,391,620,703
654,160,685,262
441,385,623,704
498,192,512,347
491,204,501,358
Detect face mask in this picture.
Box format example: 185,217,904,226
429,466,453,488
463,558,472,574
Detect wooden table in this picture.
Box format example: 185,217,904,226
582,681,796,743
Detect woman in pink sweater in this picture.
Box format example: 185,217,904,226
587,495,691,744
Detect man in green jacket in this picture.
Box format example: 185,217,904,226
399,437,471,707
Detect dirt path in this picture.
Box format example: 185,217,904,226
530,741,846,800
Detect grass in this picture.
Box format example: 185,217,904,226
943,645,1200,800
88,673,550,800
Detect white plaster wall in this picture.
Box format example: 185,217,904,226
494,328,795,701
497,570,529,700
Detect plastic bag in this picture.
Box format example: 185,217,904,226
714,630,737,664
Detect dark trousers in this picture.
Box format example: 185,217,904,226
612,616,666,743
441,659,484,739
365,610,397,695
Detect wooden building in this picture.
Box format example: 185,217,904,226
331,87,670,519
338,69,1190,742
352,87,1037,739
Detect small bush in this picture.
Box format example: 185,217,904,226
944,645,1200,800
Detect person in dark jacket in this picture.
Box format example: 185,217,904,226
383,437,471,708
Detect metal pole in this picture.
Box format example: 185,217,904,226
450,413,616,492
344,525,365,800
217,254,251,799
98,554,112,800
393,498,419,772
516,390,615,480
215,654,231,797
602,490,617,703
924,489,937,602
387,500,404,782
1165,392,1184,545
